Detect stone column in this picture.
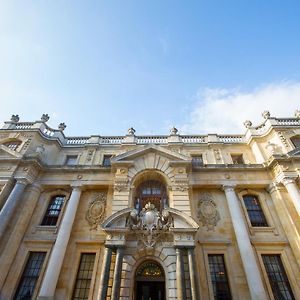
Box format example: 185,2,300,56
38,186,82,300
0,178,14,211
98,246,113,300
111,247,124,300
0,178,28,241
268,183,300,268
282,177,300,217
187,247,199,300
176,248,186,300
223,185,268,300
0,183,42,290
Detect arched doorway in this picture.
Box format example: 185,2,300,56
135,260,166,300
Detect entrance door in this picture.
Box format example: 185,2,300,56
135,260,166,300
136,281,165,300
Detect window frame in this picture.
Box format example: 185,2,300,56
203,245,236,300
258,249,300,300
290,135,300,149
72,253,97,300
230,153,244,164
65,155,78,166
102,154,113,167
238,189,277,235
70,246,100,300
191,154,204,167
38,190,69,230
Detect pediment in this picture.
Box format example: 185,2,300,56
0,145,22,159
111,145,191,164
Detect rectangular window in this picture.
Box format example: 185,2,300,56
231,154,244,164
262,254,295,300
192,155,203,167
291,137,300,149
14,252,46,300
208,254,232,300
243,195,268,227
41,195,65,226
72,253,96,300
66,155,78,165
102,155,112,167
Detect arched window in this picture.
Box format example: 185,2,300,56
134,180,168,212
243,194,268,227
41,195,66,226
3,140,21,151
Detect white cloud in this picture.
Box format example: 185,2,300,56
180,81,300,134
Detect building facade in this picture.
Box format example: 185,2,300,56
0,111,300,300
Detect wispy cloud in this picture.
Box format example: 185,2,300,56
180,81,300,134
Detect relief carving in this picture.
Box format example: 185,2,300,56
86,193,107,230
197,193,220,231
129,203,173,249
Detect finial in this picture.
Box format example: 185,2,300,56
58,123,66,131
127,127,136,135
170,126,178,135
295,109,300,118
41,114,50,122
262,110,270,119
243,120,252,128
10,114,19,123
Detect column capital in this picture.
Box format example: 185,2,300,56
281,177,298,186
267,182,283,194
15,177,30,186
222,184,236,192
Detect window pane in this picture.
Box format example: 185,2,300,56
192,156,203,167
208,254,232,300
4,141,21,151
231,154,244,164
102,155,112,167
243,195,268,227
41,195,65,226
14,252,46,300
262,255,295,300
66,155,78,165
72,253,96,300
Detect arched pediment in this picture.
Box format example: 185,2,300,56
101,207,198,232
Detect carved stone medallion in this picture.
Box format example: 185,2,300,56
86,193,107,230
197,193,220,231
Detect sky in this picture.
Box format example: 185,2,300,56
0,1,300,136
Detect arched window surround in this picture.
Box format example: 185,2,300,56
238,189,277,235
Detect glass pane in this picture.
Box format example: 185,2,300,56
14,252,46,300
72,253,96,300
208,254,232,300
243,195,268,227
262,255,295,300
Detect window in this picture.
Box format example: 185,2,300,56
192,155,203,167
3,140,21,151
243,194,268,227
41,195,65,226
14,252,46,300
135,180,168,212
262,254,295,300
231,154,244,164
102,155,112,167
72,253,96,300
66,155,78,165
291,136,300,149
208,254,232,300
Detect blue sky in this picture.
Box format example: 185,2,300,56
0,1,300,136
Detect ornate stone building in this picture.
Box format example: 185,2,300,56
0,111,300,300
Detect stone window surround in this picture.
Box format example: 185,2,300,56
237,189,278,236
7,242,51,300
69,243,101,300
35,189,70,233
202,244,236,300
256,247,300,300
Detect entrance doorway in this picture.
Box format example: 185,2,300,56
135,260,166,300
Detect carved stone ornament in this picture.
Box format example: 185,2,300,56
197,193,220,231
85,193,107,230
129,203,173,250
114,179,129,192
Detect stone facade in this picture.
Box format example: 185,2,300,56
0,112,300,300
